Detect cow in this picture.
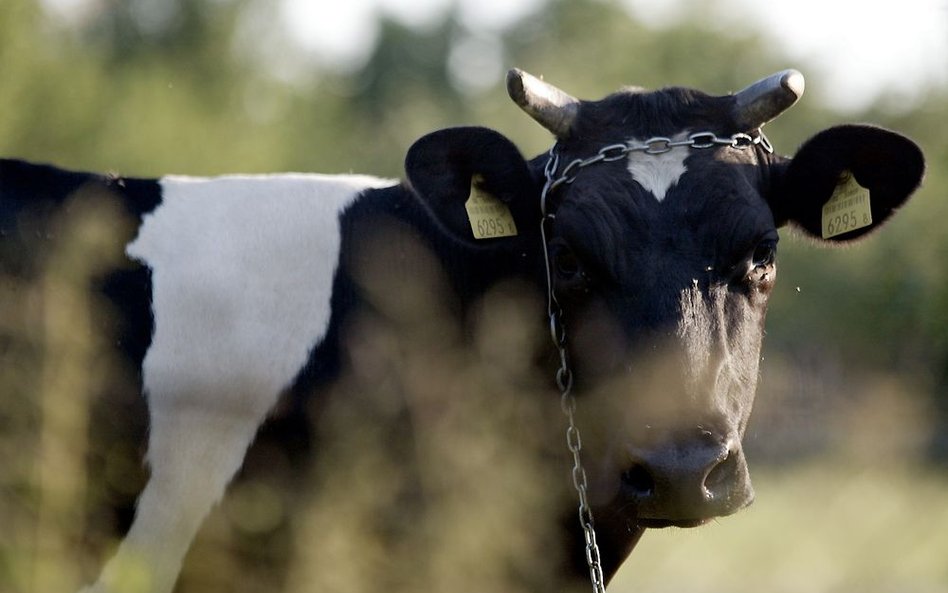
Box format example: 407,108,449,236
0,69,924,593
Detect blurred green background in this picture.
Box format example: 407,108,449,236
1,0,946,591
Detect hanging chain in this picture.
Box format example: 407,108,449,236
541,217,606,593
540,155,606,593
539,129,773,593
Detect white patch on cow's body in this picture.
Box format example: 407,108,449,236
128,173,392,409
87,173,393,593
626,134,690,201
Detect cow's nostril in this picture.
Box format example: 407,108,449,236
622,463,654,497
704,446,737,493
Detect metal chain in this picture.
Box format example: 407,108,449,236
541,213,606,593
543,130,773,199
539,129,773,593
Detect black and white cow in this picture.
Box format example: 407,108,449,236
0,69,924,592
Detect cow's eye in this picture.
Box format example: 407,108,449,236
751,240,777,268
554,247,582,279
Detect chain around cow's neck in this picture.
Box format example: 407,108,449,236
539,131,773,593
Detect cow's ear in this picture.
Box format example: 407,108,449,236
768,125,924,242
405,126,540,244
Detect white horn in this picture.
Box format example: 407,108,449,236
506,68,579,138
732,69,805,130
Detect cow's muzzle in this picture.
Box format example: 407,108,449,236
618,431,754,527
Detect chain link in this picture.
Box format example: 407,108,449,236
543,130,774,203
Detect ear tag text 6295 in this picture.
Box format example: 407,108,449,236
465,174,518,240
821,171,872,239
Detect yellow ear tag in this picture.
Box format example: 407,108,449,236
821,171,873,239
465,174,518,240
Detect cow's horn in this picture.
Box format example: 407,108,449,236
732,69,805,130
506,68,579,138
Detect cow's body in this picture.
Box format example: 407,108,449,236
2,147,549,593
0,70,925,593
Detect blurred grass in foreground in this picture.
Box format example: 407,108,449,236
616,461,948,593
1,188,134,593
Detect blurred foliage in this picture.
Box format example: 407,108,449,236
0,188,139,592
1,0,947,591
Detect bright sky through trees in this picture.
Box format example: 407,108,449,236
36,0,948,110
280,0,947,111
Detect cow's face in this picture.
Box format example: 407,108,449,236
405,69,924,567
541,93,781,529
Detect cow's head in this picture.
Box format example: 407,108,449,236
405,69,924,573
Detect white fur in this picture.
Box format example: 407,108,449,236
130,173,392,407
85,173,393,593
626,134,689,201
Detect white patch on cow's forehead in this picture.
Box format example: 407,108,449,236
626,133,690,202
127,173,393,409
